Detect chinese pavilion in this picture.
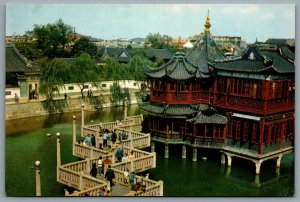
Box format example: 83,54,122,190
140,12,295,175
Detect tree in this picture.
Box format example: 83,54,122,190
14,34,41,61
70,53,100,98
110,82,130,106
146,33,177,54
39,58,70,99
31,19,73,58
71,37,98,58
128,55,146,81
101,58,131,81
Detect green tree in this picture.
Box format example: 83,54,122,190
14,34,41,61
146,33,177,54
31,19,73,58
39,58,70,99
110,82,131,106
70,53,100,98
101,58,131,80
71,37,98,58
128,55,146,81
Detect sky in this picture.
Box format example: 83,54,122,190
6,4,295,43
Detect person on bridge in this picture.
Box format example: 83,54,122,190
103,130,108,147
111,130,117,145
128,151,135,161
124,169,129,186
116,145,124,162
97,156,103,176
84,134,92,147
129,171,136,188
90,163,98,178
121,130,127,140
91,134,96,147
105,165,115,189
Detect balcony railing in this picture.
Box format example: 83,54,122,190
213,93,294,114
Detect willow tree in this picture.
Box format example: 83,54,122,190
39,58,70,99
70,53,100,98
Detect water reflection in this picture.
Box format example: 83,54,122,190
255,175,261,187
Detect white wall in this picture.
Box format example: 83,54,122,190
5,88,20,99
57,80,145,94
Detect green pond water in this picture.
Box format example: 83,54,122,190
5,105,294,197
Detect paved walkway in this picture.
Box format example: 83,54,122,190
96,174,130,196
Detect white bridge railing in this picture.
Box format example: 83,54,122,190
57,110,163,196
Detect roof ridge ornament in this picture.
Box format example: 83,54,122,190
204,9,211,34
175,37,185,56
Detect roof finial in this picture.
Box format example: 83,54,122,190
177,37,183,50
204,9,211,34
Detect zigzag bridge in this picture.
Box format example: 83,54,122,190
55,104,163,196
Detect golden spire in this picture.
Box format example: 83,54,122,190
204,9,211,34
177,37,183,50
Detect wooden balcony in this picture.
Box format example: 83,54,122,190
150,91,210,104
213,93,294,115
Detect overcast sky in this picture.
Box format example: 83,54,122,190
6,4,295,43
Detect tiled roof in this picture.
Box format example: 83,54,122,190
99,47,172,62
280,46,295,60
144,52,211,80
265,38,293,47
140,102,197,116
186,107,227,125
213,44,294,74
262,50,294,73
6,45,38,73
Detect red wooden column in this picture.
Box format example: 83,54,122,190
223,125,227,144
258,118,265,155
213,79,218,105
280,121,286,149
262,81,270,113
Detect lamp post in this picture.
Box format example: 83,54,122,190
35,161,41,196
124,97,128,119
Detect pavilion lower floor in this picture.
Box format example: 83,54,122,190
150,137,294,176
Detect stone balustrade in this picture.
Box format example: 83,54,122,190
57,114,162,196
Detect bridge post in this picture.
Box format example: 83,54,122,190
79,172,83,190
276,154,282,168
152,152,156,168
86,158,90,174
164,143,169,159
130,160,134,172
35,161,41,196
56,133,61,181
182,145,186,159
81,104,84,137
221,153,226,164
91,149,94,158
72,116,76,156
147,133,151,147
151,141,155,153
158,180,163,196
192,144,197,162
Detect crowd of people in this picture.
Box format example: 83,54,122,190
78,128,149,196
